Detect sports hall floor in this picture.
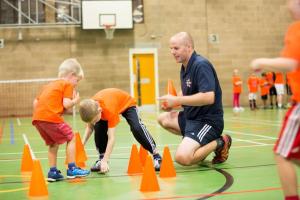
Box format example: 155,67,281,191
0,107,297,200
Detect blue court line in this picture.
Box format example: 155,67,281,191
9,120,14,144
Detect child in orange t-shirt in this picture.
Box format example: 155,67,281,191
32,58,90,182
266,71,278,109
79,88,162,173
232,69,244,112
259,72,269,109
247,73,259,110
250,1,300,199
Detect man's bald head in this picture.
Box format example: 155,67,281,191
169,32,195,66
170,32,194,49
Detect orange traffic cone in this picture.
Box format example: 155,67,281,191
159,146,176,178
64,132,88,168
139,145,148,167
28,159,48,197
127,144,143,175
162,79,178,109
167,79,177,96
75,132,88,168
21,144,33,172
140,155,160,192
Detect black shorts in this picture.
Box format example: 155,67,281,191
178,111,222,146
269,86,277,96
261,95,268,100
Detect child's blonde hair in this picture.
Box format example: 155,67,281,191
79,99,99,123
58,58,84,78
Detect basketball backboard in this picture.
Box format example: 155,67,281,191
82,0,133,29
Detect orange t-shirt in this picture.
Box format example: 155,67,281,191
92,88,136,128
232,75,242,94
274,72,284,84
247,76,259,93
259,78,269,96
32,79,74,123
281,21,300,102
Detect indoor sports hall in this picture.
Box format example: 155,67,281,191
0,0,299,200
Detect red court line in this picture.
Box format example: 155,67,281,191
141,186,283,200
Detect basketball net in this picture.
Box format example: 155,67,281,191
104,25,115,40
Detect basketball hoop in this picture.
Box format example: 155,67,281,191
104,25,115,40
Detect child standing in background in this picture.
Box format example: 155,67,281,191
232,69,244,112
274,71,285,109
32,58,90,182
247,73,259,110
259,72,269,109
266,71,277,109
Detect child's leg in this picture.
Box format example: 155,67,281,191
236,93,240,107
233,93,237,107
253,99,257,109
123,106,162,171
274,104,300,199
94,120,108,158
66,136,90,178
122,106,158,154
249,93,254,110
66,137,76,163
275,155,298,198
48,144,59,167
263,99,267,108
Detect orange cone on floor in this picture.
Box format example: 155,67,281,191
162,79,178,109
28,159,48,197
159,146,176,178
64,132,88,168
167,79,177,96
21,144,33,172
75,132,88,168
140,155,160,192
139,145,148,167
127,144,143,175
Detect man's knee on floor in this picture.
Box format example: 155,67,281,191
175,152,193,166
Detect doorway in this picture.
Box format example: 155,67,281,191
129,48,158,110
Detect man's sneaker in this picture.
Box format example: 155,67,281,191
90,160,101,172
67,167,90,179
47,170,64,182
153,156,162,171
212,134,232,164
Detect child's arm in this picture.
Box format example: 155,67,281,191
251,57,298,72
100,127,116,173
235,80,242,85
63,91,80,111
82,123,94,145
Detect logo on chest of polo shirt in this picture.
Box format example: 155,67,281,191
186,78,192,88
